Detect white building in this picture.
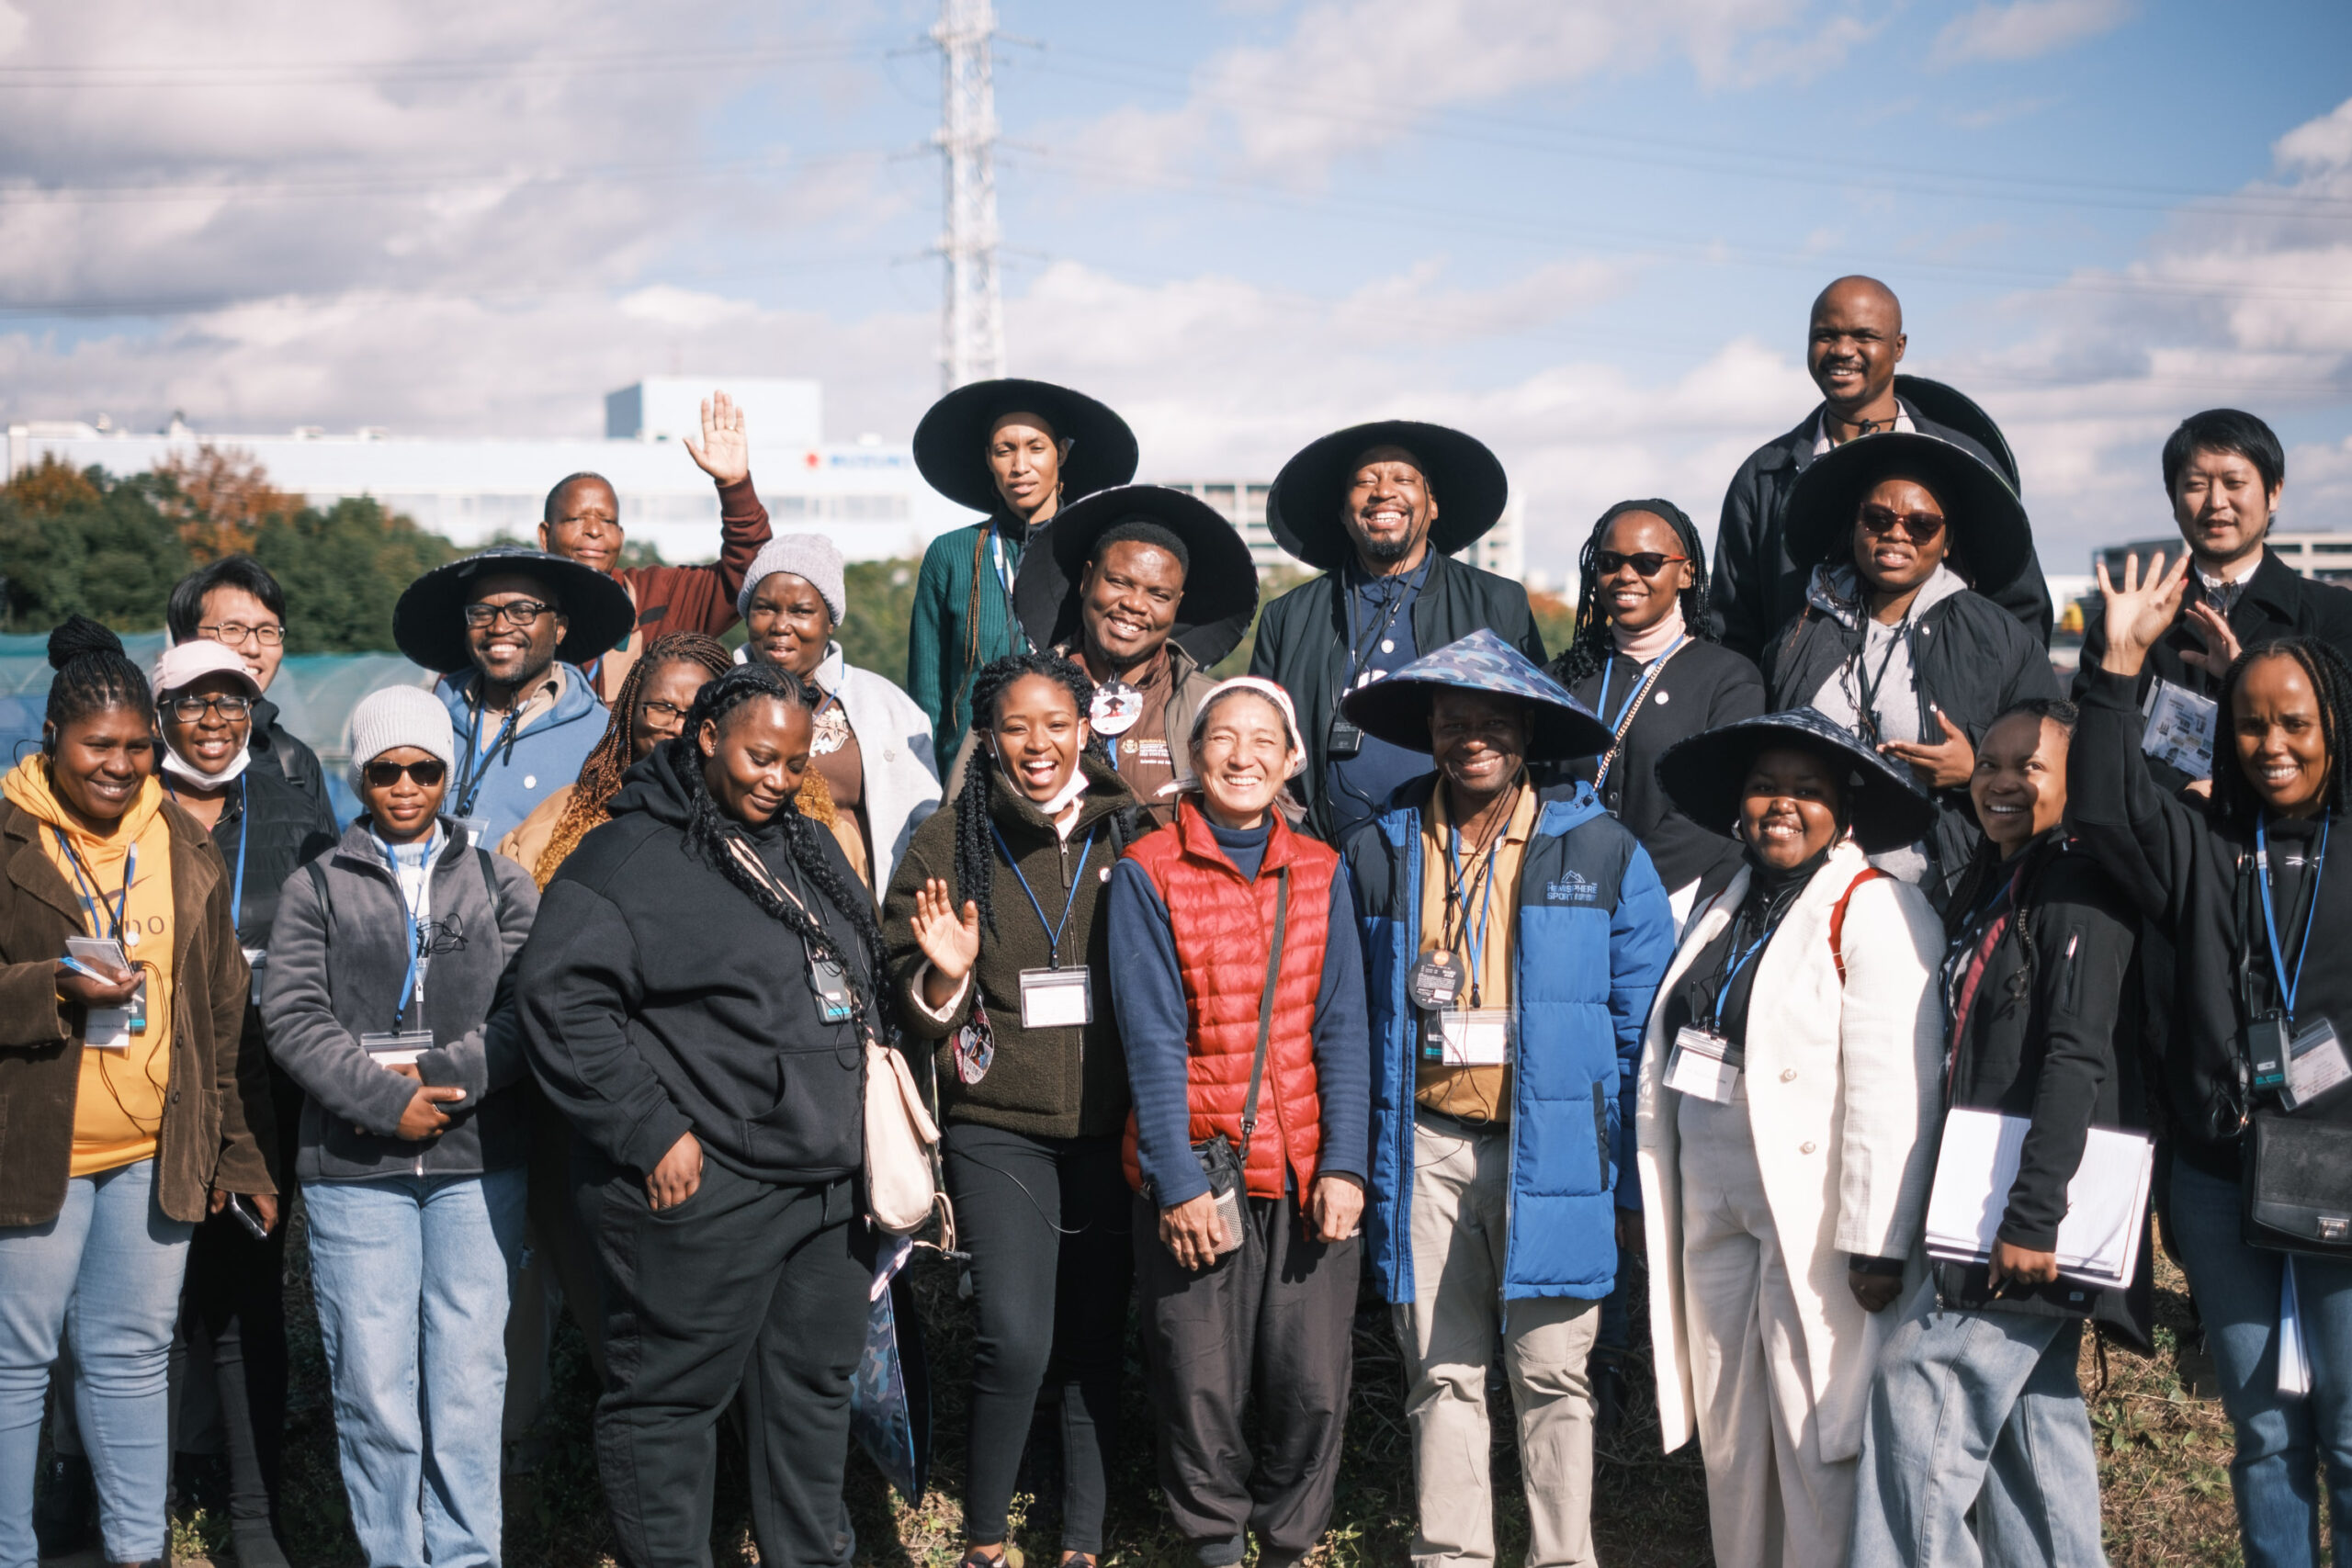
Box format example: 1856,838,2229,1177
6,378,974,564
1159,478,1527,581
2095,535,2352,588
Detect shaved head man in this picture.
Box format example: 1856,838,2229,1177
1710,276,2051,661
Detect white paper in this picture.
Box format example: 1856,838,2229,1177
2142,679,2218,781
2284,1021,2352,1112
1018,967,1092,1031
1664,1026,1739,1104
84,1008,131,1049
1923,1107,2154,1289
361,1030,435,1067
1436,1009,1511,1066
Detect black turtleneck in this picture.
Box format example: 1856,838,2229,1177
1667,844,1834,1051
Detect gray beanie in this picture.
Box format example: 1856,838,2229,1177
737,533,847,626
346,683,457,794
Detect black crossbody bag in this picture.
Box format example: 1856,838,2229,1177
1189,869,1290,1258
2229,846,2352,1258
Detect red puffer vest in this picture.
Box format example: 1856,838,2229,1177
1120,800,1337,1203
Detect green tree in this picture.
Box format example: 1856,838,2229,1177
838,558,920,679
251,498,458,654
0,460,192,631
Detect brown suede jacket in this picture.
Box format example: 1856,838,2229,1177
0,797,268,1226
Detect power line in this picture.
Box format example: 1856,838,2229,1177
0,40,874,88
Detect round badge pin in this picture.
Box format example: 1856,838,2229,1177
1091,681,1144,736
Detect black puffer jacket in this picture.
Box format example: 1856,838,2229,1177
519,744,875,1184
247,698,330,815
1935,836,2149,1347
1764,579,2060,901
184,764,338,957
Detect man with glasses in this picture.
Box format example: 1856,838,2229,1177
390,546,635,847
1711,275,2052,663
538,389,773,706
165,555,328,810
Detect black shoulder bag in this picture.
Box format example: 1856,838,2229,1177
2230,843,2352,1258
1188,868,1290,1259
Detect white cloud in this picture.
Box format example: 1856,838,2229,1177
2277,96,2352,172
1932,0,2131,69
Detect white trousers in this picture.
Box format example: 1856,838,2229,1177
1678,1083,1855,1568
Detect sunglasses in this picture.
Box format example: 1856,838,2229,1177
1594,550,1689,578
363,759,448,789
1858,504,1946,540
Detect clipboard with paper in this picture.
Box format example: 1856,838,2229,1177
1923,1107,2154,1290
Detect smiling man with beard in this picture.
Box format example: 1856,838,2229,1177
1250,423,1544,844
1712,276,2053,662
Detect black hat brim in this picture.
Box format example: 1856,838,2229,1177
1266,421,1507,573
392,547,638,675
1652,708,1937,854
1781,429,2035,599
912,378,1140,517
1012,485,1261,669
1895,375,2019,494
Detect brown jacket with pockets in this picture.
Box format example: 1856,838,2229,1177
0,796,269,1226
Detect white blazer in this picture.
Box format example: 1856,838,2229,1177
1635,838,1944,1465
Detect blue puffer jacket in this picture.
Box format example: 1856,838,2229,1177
432,664,608,847
1345,776,1673,1304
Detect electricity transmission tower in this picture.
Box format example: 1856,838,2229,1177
934,0,1005,390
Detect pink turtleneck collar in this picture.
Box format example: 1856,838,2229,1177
1611,601,1687,664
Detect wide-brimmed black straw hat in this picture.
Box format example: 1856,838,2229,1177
1781,429,2035,598
1012,484,1260,669
1894,374,2019,494
911,378,1139,517
1340,628,1612,761
1266,420,1508,573
1653,707,1936,854
392,546,637,675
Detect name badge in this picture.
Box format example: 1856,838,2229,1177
1428,1008,1510,1066
85,1008,132,1049
808,955,854,1026
2141,678,2218,781
1019,967,1093,1030
1665,1025,1741,1104
2283,1017,2352,1113
450,817,490,850
1408,950,1466,1011
243,946,267,970
361,1031,435,1066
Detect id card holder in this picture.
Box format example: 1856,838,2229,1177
450,817,490,849
1664,1025,1741,1104
2246,1012,2291,1097
1431,1009,1511,1066
242,946,267,971
85,1008,132,1049
808,955,854,1026
361,1031,435,1067
1019,967,1093,1030
2282,1018,2352,1113
1327,716,1363,760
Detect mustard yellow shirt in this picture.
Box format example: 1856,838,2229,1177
1413,779,1537,1125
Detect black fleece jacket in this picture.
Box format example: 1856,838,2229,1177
519,746,874,1184
2069,667,2352,1183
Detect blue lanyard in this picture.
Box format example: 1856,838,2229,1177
2256,812,2330,1022
1596,636,1688,733
376,830,435,1030
1712,925,1773,1032
989,821,1097,968
160,775,249,938
990,528,1030,654
455,692,521,818
1341,554,1433,690
1447,826,1501,1007
54,831,133,942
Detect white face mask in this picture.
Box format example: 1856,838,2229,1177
162,739,252,788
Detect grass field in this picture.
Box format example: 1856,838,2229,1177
126,1201,2259,1568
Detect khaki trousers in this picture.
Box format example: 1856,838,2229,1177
1394,1110,1601,1568
1677,1084,1853,1568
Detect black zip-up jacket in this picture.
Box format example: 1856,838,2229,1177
1764,583,2060,901
2075,547,2352,795
182,764,337,958
1554,639,1765,897
2070,666,2352,1183
1250,550,1545,841
1712,400,2053,663
1934,837,2150,1346
247,697,330,814
519,745,876,1184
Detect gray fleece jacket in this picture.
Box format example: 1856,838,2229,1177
259,818,540,1182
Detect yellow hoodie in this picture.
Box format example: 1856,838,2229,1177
4,756,178,1177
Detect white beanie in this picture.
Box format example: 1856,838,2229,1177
346,683,456,793
737,534,847,626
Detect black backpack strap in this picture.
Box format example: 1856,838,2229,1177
1236,868,1292,1166
475,847,504,928
305,860,333,941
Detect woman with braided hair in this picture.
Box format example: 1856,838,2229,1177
882,649,1140,1568
496,630,733,885
518,661,888,1568
1546,498,1765,925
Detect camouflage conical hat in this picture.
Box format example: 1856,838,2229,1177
1339,628,1611,761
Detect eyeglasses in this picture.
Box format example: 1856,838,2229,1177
461,599,556,629
1858,504,1946,540
1593,550,1689,578
637,698,689,724
363,759,448,788
164,694,252,723
198,621,284,648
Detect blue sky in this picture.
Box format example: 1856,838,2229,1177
2,0,2346,577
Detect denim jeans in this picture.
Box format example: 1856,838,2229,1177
306,1168,526,1568
0,1158,194,1568
2171,1155,2352,1568
1849,1276,2103,1568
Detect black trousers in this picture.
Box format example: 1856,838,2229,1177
581,1153,872,1568
941,1123,1132,1552
1133,1190,1360,1567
